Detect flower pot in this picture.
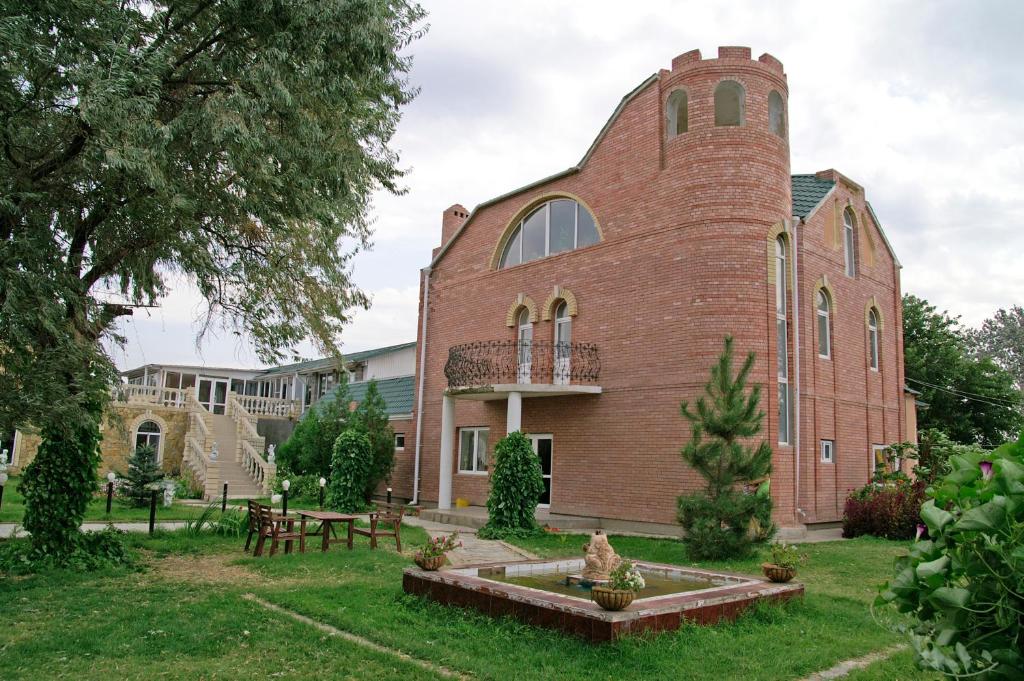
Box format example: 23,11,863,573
762,563,796,583
591,586,635,611
415,554,446,571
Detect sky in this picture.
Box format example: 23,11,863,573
108,0,1024,371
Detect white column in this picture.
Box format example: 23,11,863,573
506,391,522,434
438,394,456,510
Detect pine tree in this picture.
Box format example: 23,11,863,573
352,381,395,502
120,445,164,508
677,336,774,560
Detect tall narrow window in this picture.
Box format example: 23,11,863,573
666,89,688,138
816,290,832,359
714,80,745,126
768,90,786,138
775,236,790,445
553,301,572,385
517,308,533,384
843,208,857,277
868,308,880,371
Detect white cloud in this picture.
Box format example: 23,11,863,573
117,0,1024,368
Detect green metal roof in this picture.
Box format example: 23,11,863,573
791,174,835,218
258,341,415,377
323,375,415,417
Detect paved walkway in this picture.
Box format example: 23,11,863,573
0,521,188,539
403,515,537,566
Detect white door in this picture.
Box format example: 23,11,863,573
553,302,571,385
517,308,533,384
197,377,229,415
528,434,553,508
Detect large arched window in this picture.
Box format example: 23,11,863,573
843,208,857,277
499,199,599,269
775,236,790,445
134,420,162,461
714,80,745,126
816,290,832,359
666,89,688,138
868,308,880,371
769,90,786,138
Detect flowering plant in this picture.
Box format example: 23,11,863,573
767,542,807,570
608,559,645,592
414,532,461,561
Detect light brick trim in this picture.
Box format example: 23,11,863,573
505,293,539,327
488,192,604,270
765,222,791,289
540,286,579,320
865,296,884,330
813,276,837,314
859,209,876,268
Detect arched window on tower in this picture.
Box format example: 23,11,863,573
769,90,786,138
816,290,832,359
666,89,688,138
714,80,745,126
775,236,790,444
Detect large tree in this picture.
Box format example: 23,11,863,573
0,0,424,558
902,295,1022,446
969,305,1024,394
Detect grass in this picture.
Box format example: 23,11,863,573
0,525,942,680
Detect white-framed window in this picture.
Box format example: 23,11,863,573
775,236,790,445
134,420,162,462
817,289,832,359
394,433,405,451
820,439,834,464
458,427,489,474
553,301,572,385
498,199,599,268
867,308,880,371
843,208,857,277
871,444,888,478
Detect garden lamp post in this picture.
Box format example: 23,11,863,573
282,479,290,516
387,486,392,504
319,477,326,509
0,471,7,511
106,471,116,514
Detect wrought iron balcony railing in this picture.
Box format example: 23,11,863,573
445,340,601,388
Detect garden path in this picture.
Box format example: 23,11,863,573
402,515,538,566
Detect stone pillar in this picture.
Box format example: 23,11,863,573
438,394,455,510
507,391,522,433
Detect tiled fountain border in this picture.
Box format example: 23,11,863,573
403,558,804,643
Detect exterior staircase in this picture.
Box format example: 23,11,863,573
207,414,264,499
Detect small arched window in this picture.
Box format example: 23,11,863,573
843,208,857,277
134,420,162,460
816,290,832,359
499,199,599,269
768,90,786,138
868,308,880,371
666,89,688,138
516,308,533,384
714,80,745,126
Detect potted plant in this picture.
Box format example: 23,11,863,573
591,559,645,611
762,542,806,583
413,532,461,571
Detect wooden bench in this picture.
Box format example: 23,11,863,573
246,500,306,557
352,502,404,552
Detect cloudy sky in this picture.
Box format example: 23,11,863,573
108,0,1024,371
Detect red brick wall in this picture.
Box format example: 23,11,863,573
405,48,904,528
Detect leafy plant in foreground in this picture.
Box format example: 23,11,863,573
327,430,372,513
478,432,545,540
877,431,1024,678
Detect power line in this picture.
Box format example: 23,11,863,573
906,377,1021,410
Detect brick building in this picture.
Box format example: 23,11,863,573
398,47,914,531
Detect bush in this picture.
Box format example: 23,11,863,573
877,431,1024,678
676,337,773,560
327,430,372,512
478,431,545,540
916,428,984,485
271,471,323,503
351,380,395,502
119,445,164,507
842,479,926,540
0,526,134,574
276,383,352,477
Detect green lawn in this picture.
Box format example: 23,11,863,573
0,527,941,680
0,476,226,524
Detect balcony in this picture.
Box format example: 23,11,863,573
444,340,601,400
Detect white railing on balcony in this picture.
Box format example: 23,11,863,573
241,440,274,494
183,435,219,497
227,394,276,493
233,394,300,418
114,384,188,408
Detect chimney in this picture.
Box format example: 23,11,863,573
440,203,469,247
